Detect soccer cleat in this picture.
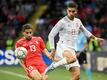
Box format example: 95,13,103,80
44,62,55,75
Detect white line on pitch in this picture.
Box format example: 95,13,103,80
0,69,28,79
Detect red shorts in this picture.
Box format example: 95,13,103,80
26,64,47,78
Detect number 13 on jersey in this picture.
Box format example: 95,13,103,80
30,45,36,52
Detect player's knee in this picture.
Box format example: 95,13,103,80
45,75,48,80
67,57,76,64
31,74,42,80
37,79,42,80
72,73,80,80
33,76,42,80
76,74,80,80
37,77,42,80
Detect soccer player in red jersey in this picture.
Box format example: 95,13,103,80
15,24,53,80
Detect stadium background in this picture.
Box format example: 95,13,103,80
0,0,107,80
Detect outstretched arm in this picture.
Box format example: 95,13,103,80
42,48,52,60
42,48,60,62
80,20,105,42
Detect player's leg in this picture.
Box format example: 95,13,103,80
30,70,48,80
27,65,43,80
44,75,48,80
38,64,49,80
82,64,92,80
30,70,42,80
79,51,93,80
41,73,48,80
45,40,78,75
85,66,93,80
65,50,80,80
63,50,77,64
77,51,84,80
82,53,93,80
65,58,80,80
44,47,76,74
69,66,80,80
51,49,77,68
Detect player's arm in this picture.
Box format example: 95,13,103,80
80,21,104,42
48,21,64,57
80,21,92,38
39,36,60,61
42,48,52,60
39,37,53,60
42,48,60,62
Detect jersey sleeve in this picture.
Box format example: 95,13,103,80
79,20,92,38
15,41,22,49
48,21,64,49
39,37,46,50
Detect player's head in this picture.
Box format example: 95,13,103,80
66,1,78,19
22,24,33,41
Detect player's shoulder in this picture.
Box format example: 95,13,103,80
15,37,25,46
57,16,66,23
32,36,43,41
60,16,81,22
74,17,82,22
16,37,25,43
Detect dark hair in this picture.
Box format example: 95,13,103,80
22,24,32,32
66,1,78,9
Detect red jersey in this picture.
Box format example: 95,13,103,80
15,36,46,67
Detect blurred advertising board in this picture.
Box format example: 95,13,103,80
90,52,107,72
0,50,19,66
0,49,52,66
1,49,107,73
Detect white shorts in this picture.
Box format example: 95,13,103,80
55,41,80,70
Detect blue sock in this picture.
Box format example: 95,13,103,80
80,67,83,80
86,68,93,80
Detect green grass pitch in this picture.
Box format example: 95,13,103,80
0,66,107,80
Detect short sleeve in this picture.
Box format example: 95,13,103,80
15,41,22,49
39,37,46,50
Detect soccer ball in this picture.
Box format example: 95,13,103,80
15,47,27,59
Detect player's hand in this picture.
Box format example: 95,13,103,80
95,37,105,45
53,57,60,62
50,49,56,58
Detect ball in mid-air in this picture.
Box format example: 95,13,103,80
15,47,27,59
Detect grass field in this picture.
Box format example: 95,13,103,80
0,66,107,80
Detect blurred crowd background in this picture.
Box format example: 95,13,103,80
0,0,107,51
0,0,37,49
